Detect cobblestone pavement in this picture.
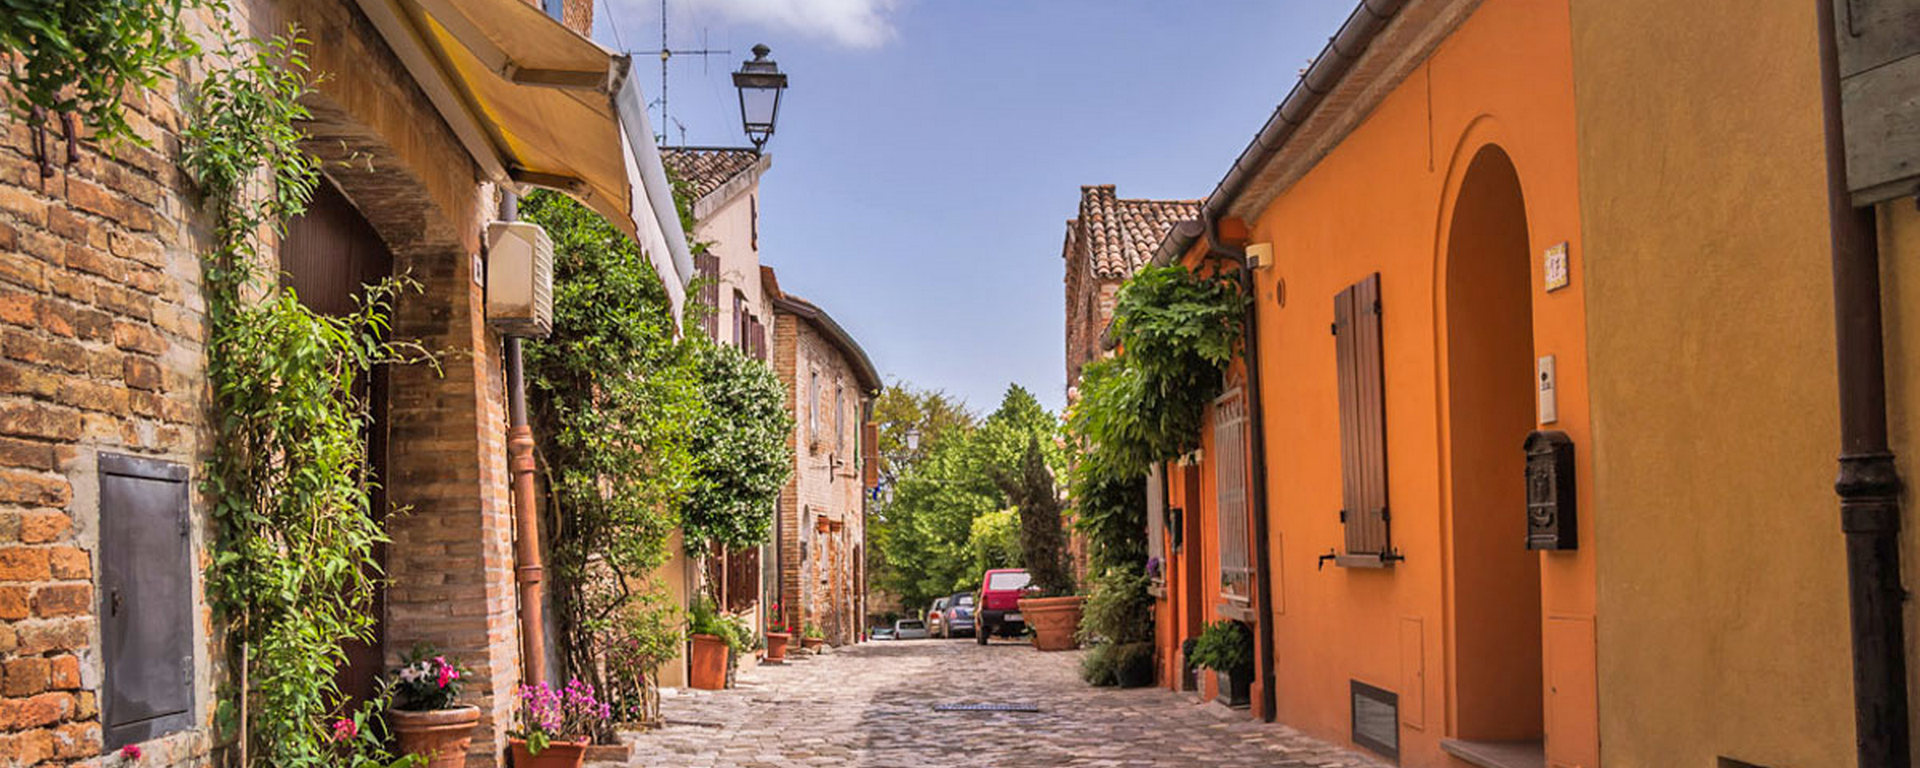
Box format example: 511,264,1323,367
616,638,1390,768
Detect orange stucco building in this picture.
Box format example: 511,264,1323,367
1149,1,1596,765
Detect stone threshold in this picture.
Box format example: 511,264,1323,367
1440,738,1546,768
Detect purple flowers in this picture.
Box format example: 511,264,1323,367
516,678,611,741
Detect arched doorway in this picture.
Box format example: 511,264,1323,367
1444,145,1544,746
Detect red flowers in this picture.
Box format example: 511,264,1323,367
330,718,358,742
119,744,143,760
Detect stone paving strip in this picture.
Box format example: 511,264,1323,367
613,638,1389,767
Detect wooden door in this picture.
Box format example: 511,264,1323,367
280,179,395,707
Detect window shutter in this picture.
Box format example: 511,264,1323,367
861,422,879,489
696,253,720,339
100,453,194,749
725,547,759,612
1213,388,1253,602
1334,273,1391,560
1145,463,1166,579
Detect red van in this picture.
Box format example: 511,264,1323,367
973,568,1033,645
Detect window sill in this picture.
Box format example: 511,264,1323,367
1331,552,1401,569
1215,601,1255,622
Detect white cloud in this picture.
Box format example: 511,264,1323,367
679,0,901,49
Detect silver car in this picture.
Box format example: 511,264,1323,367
892,619,929,640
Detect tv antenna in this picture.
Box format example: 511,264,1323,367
655,0,728,140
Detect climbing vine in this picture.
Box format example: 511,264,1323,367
186,31,425,767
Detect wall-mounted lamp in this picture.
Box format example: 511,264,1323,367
1246,242,1274,270
485,221,554,338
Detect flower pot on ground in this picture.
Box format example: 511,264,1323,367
799,623,825,650
688,633,729,690
1215,669,1252,708
1018,595,1085,651
508,737,587,768
1188,619,1254,708
764,631,791,663
510,679,609,768
389,646,478,768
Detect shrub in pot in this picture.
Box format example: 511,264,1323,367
508,679,610,768
764,608,791,663
388,646,479,768
998,436,1081,651
799,623,825,650
686,598,732,690
1189,619,1254,708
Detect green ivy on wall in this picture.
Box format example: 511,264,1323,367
0,0,203,151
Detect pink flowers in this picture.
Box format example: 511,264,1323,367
119,744,142,760
515,678,611,740
433,656,459,689
330,717,358,742
390,645,467,711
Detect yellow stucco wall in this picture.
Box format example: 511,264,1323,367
1570,1,1856,765
1884,202,1920,768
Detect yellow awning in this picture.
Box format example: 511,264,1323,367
352,0,693,321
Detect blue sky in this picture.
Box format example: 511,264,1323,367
595,1,1355,415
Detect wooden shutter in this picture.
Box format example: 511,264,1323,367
725,547,760,612
696,253,720,339
1145,464,1166,580
862,422,879,489
1334,273,1391,560
1213,388,1253,602
101,453,194,748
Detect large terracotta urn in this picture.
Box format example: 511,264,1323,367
764,631,791,663
390,705,480,768
507,738,587,768
689,633,729,690
1017,595,1085,651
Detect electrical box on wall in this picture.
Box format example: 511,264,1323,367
1245,242,1274,269
485,220,554,338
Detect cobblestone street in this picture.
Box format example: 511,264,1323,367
617,638,1389,767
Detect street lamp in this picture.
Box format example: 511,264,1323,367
904,426,921,452
732,43,787,151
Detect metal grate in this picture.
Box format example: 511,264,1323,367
932,703,1041,713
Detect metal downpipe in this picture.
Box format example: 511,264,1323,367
501,190,549,688
1816,1,1909,765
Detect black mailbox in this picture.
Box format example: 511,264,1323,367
1524,430,1576,551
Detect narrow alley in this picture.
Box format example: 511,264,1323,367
622,639,1387,768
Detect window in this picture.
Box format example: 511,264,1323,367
733,291,749,350
1213,388,1252,603
100,453,194,748
1350,680,1399,758
834,383,846,453
1334,272,1392,563
861,421,879,489
986,571,1031,591
808,370,820,443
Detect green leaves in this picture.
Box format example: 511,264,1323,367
0,0,202,148
681,339,793,552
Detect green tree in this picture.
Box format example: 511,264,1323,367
681,339,794,553
522,189,700,735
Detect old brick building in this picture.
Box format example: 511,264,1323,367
1061,185,1200,401
0,0,690,763
770,294,878,646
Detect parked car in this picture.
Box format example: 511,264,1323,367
893,619,929,640
941,592,976,638
925,596,950,638
870,625,896,641
974,568,1032,644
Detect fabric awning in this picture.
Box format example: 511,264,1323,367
351,0,694,323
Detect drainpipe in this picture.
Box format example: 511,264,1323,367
1197,214,1280,723
501,190,548,688
1816,2,1910,766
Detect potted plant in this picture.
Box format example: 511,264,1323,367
799,623,825,651
508,679,610,768
388,646,479,768
686,598,730,690
1189,619,1253,708
764,606,791,664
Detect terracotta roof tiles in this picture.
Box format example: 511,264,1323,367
1067,185,1200,279
662,147,762,203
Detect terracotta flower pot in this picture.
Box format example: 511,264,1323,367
765,632,791,663
1017,595,1085,651
390,705,480,768
689,633,729,690
799,636,824,650
507,737,587,768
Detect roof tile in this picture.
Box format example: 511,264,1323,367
1067,185,1200,279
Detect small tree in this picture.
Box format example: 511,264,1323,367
998,435,1074,597
681,339,794,555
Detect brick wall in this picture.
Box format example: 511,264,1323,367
772,312,868,645
0,0,527,763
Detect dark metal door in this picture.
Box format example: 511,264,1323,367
100,453,192,749
281,179,395,706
